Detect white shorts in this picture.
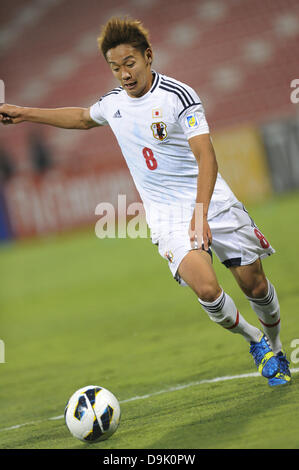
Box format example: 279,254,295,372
155,201,275,286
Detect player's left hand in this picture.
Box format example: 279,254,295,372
189,209,212,251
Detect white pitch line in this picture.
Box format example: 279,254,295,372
1,368,299,433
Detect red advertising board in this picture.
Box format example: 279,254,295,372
4,168,139,239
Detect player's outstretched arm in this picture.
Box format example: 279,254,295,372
0,104,99,129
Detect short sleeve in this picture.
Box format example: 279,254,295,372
89,99,108,126
178,102,210,139
175,85,209,139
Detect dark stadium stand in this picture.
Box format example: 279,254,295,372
1,0,298,177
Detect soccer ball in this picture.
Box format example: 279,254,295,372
64,385,121,442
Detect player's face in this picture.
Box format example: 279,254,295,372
106,44,153,98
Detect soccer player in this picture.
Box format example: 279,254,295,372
0,17,291,386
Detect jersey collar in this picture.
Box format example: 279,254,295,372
150,71,160,94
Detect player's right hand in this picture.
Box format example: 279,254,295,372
0,104,24,125
189,204,212,251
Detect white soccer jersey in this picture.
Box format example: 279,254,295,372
90,71,238,240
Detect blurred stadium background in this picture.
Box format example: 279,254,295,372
0,0,298,240
1,0,299,450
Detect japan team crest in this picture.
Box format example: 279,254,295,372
151,121,167,141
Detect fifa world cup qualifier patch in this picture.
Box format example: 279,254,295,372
186,113,199,129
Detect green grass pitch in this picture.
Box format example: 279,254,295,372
1,192,299,449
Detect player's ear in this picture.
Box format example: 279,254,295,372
145,48,153,66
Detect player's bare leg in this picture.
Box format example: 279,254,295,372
229,258,291,385
177,249,221,301
228,258,268,297
177,249,262,343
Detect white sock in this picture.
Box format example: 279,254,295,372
247,279,282,354
198,290,261,343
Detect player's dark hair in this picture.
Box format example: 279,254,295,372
97,17,151,59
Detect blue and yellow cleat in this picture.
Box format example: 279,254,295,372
249,334,279,379
268,351,291,387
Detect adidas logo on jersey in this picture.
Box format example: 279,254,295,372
113,110,122,118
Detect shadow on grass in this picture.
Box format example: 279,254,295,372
148,376,297,449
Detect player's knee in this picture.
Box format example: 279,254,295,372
247,277,268,299
197,284,222,303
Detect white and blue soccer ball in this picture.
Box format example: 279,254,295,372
64,385,121,442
